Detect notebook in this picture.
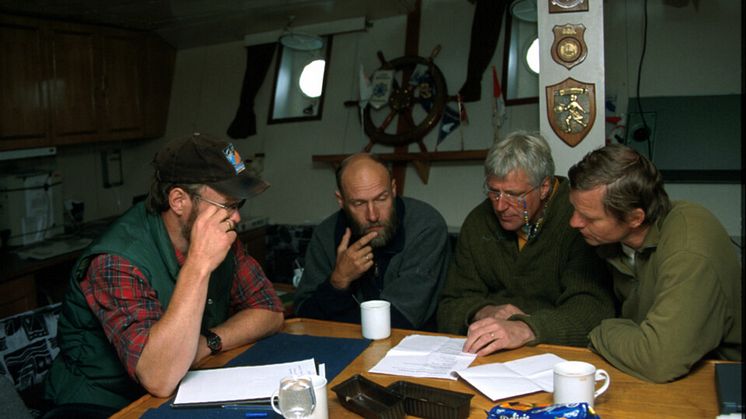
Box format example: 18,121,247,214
715,363,742,414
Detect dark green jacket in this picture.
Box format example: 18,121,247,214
438,177,615,346
44,203,234,409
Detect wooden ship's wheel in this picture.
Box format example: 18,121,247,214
361,48,448,150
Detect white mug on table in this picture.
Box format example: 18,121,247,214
360,300,391,340
553,361,611,408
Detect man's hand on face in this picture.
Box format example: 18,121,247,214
187,205,237,274
330,228,377,290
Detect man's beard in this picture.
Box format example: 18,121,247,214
348,208,398,248
180,204,199,244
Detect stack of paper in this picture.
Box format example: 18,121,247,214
173,358,317,407
369,335,477,380
457,353,566,401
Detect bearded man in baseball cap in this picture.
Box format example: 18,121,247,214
44,133,284,416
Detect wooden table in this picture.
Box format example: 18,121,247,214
113,318,722,418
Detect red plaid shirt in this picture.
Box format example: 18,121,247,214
79,239,282,379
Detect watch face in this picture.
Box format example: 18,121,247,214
205,331,222,354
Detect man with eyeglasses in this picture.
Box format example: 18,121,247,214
44,133,284,415
568,144,741,382
294,153,450,331
438,131,615,356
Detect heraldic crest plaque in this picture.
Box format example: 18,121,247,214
551,24,587,69
546,78,596,147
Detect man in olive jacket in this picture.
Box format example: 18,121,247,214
438,131,615,355
568,144,741,382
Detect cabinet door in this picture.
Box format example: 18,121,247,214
47,22,100,145
0,15,51,150
99,28,144,140
142,34,175,139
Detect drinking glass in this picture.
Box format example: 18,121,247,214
272,376,316,419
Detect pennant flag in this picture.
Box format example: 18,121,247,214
492,65,506,128
457,94,469,126
359,64,372,108
437,104,461,146
414,67,436,113
408,63,430,87
369,69,394,110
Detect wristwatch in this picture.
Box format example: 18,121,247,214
203,330,223,355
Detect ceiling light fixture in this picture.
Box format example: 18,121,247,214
279,16,324,51
510,0,537,22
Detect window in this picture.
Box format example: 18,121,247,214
502,13,539,105
268,36,332,124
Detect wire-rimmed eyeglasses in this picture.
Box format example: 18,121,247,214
194,194,246,213
482,182,539,207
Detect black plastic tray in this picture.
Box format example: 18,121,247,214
331,374,406,419
388,381,474,419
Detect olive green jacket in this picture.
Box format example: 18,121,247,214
438,178,615,346
589,201,742,383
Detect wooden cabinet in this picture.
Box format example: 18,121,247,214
0,14,174,151
46,21,100,144
142,33,176,139
47,22,145,144
0,15,51,150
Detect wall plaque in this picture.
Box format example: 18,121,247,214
546,78,596,147
551,24,587,69
548,0,589,13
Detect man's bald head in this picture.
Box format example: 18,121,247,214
335,153,392,196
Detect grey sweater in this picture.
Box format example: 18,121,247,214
294,197,451,330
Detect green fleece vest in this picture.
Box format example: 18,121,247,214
43,203,234,410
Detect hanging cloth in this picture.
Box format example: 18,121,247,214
227,43,277,139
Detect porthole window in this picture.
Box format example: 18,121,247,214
525,37,540,74
299,59,326,98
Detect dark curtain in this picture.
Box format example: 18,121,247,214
226,43,277,139
458,0,509,102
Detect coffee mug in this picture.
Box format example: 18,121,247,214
360,300,391,340
553,361,610,408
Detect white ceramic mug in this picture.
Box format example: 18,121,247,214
360,300,391,340
553,361,610,408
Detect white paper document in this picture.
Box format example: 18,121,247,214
457,353,566,401
173,358,317,406
368,334,477,380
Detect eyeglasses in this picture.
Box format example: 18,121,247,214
483,182,539,207
194,194,246,213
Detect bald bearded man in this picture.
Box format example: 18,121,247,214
294,153,450,331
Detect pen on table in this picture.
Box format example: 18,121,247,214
244,413,268,418
221,404,272,410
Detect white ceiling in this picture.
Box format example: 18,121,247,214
0,0,416,48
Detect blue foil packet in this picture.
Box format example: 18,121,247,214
487,402,601,419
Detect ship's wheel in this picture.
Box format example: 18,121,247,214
362,48,448,149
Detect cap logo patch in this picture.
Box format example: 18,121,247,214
222,144,246,174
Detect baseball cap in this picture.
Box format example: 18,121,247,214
152,133,269,199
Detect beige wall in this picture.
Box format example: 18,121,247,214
55,0,742,236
